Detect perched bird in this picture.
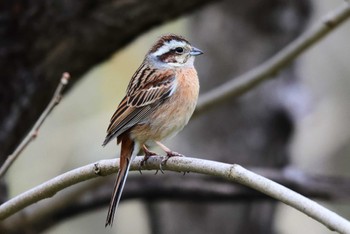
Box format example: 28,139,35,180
102,34,203,227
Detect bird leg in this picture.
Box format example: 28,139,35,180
155,141,184,168
139,145,157,173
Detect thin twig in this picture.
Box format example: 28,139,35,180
0,156,350,233
0,73,70,178
194,2,350,116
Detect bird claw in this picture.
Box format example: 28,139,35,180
158,151,184,172
138,159,146,175
138,150,157,174
154,168,164,175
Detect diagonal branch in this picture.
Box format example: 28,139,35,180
0,73,70,178
194,1,350,116
1,156,350,233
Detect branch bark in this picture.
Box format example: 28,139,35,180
1,156,350,233
3,166,350,233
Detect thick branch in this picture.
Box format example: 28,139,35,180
3,167,350,233
194,2,350,116
98,169,350,201
1,156,350,233
3,166,350,233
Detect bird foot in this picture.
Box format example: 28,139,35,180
138,149,157,174
159,151,184,172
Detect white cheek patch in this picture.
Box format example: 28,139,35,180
168,56,195,68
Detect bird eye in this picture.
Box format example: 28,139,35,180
174,47,184,53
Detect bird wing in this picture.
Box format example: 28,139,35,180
102,68,176,146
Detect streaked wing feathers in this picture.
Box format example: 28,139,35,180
128,74,175,107
102,68,176,146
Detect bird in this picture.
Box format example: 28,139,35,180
102,34,203,227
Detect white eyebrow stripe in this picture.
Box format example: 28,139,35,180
152,45,169,57
152,40,187,57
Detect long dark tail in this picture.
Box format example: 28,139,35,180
105,136,135,227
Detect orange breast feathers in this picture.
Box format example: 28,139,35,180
131,67,199,143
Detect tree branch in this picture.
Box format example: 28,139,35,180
3,166,350,233
89,168,350,202
0,73,70,178
1,156,350,233
194,1,350,116
2,166,350,233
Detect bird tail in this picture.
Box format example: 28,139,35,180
105,136,135,227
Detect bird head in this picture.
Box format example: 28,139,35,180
148,34,203,68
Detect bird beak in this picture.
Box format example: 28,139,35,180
190,47,203,56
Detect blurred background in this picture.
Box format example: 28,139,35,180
2,0,350,233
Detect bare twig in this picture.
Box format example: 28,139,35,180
194,2,350,116
0,73,70,178
1,156,350,233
